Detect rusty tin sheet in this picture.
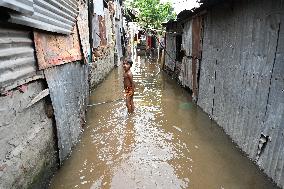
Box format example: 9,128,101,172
192,16,202,59
98,15,107,46
34,25,83,70
77,0,90,63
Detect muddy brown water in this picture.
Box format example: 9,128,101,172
49,57,278,189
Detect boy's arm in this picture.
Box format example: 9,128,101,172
128,72,135,91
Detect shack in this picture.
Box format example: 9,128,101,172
0,0,125,188
164,0,284,187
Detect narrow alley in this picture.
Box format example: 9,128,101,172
0,0,283,188
49,57,278,189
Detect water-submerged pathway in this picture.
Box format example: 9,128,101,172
49,57,278,189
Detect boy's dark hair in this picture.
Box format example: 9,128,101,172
126,59,133,67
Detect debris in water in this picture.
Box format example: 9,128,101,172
173,126,182,132
179,102,192,110
81,181,88,185
256,133,271,161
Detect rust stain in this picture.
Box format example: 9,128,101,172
17,84,28,93
0,164,7,171
34,25,83,70
98,15,107,46
108,1,115,15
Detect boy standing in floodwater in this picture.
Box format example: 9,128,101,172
123,59,135,113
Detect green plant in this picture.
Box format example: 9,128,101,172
125,0,176,30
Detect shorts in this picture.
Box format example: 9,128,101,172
125,86,134,97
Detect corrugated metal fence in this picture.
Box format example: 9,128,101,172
0,24,43,93
180,21,193,89
165,33,176,71
44,61,89,162
197,0,284,187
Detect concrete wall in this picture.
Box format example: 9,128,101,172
197,0,284,187
90,47,115,88
0,80,57,189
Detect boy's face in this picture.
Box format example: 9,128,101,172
123,61,131,71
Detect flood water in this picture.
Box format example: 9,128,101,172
49,56,278,189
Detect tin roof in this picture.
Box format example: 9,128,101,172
163,0,225,26
0,0,79,35
0,0,34,15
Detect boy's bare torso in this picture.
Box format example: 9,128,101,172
123,70,133,89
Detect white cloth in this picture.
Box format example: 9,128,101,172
93,0,104,16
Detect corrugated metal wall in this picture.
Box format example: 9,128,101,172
44,61,89,162
191,16,203,100
2,0,79,34
180,21,193,89
197,0,284,187
0,24,42,93
165,33,176,71
259,7,284,186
